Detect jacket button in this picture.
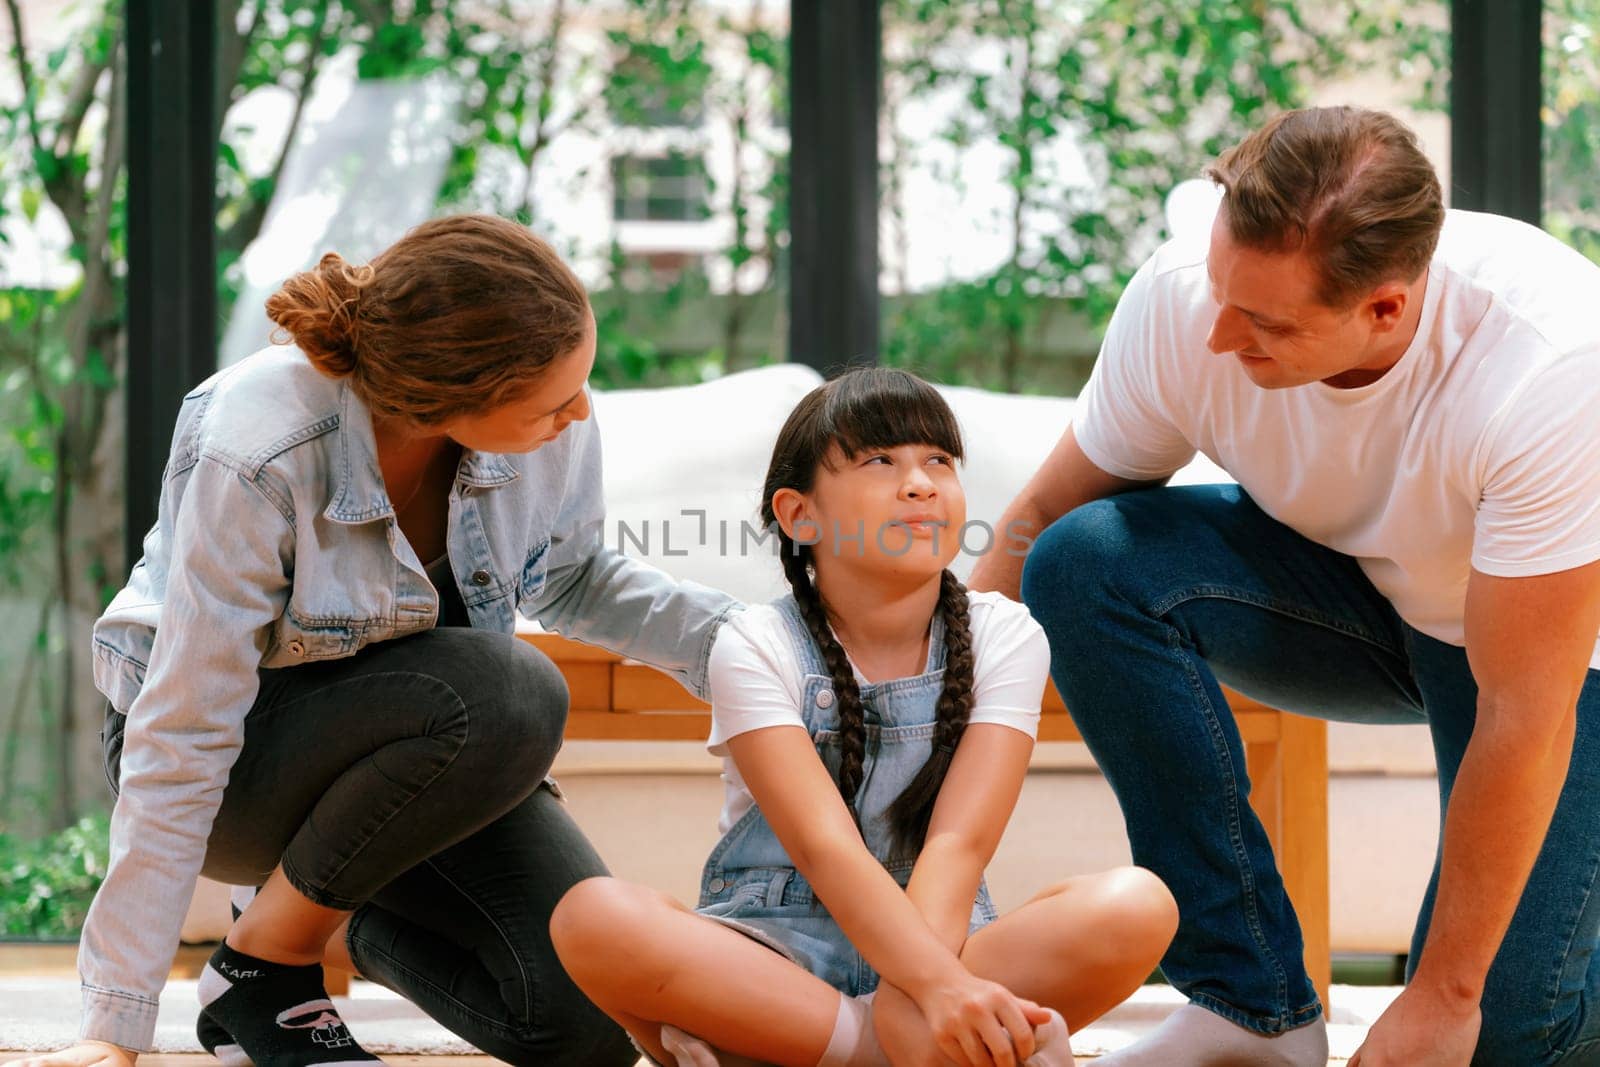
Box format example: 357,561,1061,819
471,569,492,586
708,877,726,893
815,689,834,709
287,640,306,657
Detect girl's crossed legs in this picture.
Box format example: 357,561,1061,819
551,866,1176,1066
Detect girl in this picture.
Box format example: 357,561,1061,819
551,368,1178,1067
23,215,734,1067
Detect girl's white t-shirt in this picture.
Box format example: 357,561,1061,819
705,590,1050,834
1073,209,1600,668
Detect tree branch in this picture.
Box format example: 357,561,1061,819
64,27,126,478
214,0,258,141
517,0,567,217
3,0,45,160
219,1,330,257
51,49,107,161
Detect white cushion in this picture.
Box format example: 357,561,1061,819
592,363,823,606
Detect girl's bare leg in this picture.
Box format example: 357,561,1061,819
552,876,846,1067
874,866,1178,1065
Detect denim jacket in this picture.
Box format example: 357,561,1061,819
80,346,740,1050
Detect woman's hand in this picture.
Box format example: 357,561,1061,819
12,1042,138,1067
915,967,1053,1067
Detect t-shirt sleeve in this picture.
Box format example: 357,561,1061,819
967,597,1050,739
706,610,807,755
1072,256,1199,481
1473,353,1600,577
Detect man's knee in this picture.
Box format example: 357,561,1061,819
1021,498,1142,631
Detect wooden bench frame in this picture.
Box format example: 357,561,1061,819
524,631,1332,1007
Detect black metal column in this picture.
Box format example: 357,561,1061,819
1450,0,1542,225
124,0,218,569
789,0,880,371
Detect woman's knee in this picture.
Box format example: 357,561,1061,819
423,630,571,776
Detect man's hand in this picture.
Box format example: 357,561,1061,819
1348,984,1480,1067
12,1042,139,1067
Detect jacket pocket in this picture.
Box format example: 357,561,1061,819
518,537,551,602
274,609,360,662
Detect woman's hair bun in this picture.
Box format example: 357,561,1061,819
264,252,374,378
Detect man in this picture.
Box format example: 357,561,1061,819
970,106,1600,1066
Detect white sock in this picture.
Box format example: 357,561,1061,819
229,884,258,917
1024,1009,1075,1067
819,992,889,1067
1093,1004,1327,1067
658,1024,764,1067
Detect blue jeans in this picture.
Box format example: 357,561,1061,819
1021,484,1600,1066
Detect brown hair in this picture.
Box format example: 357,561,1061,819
760,367,974,855
1206,107,1444,308
265,214,590,426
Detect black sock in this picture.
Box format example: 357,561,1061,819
197,1010,249,1066
198,941,378,1066
196,895,256,1064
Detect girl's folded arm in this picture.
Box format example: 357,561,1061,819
726,724,966,999
905,722,1035,951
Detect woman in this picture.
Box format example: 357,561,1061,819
28,214,736,1066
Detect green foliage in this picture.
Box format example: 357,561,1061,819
0,813,111,938
880,0,1450,393
1546,1,1600,263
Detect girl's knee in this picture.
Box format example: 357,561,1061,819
551,877,666,963
1070,866,1178,968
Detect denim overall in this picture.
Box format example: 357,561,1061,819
695,595,998,997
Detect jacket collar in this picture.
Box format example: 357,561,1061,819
323,383,520,524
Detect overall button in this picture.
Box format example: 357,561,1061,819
707,876,726,893
286,640,306,657
815,689,834,709
471,569,492,586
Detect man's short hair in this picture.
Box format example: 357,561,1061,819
1206,107,1445,308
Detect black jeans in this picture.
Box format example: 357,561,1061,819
105,624,636,1066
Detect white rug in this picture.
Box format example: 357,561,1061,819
0,978,1398,1061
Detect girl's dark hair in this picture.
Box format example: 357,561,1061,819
759,367,973,853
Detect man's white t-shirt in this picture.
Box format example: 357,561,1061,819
1073,209,1600,668
705,590,1050,834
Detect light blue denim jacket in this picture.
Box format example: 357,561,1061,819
80,346,740,1050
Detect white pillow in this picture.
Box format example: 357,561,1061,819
592,363,824,605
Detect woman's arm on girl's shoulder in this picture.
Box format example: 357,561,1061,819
519,415,741,700
906,601,1051,950
80,456,293,1052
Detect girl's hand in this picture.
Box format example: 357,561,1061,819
12,1043,138,1067
916,968,1053,1066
